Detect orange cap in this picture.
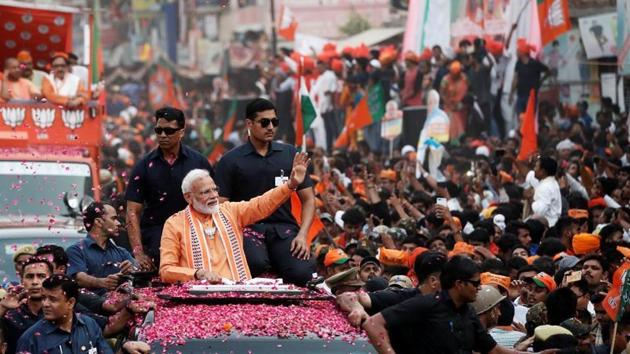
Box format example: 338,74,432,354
527,255,540,264
530,272,557,292
448,241,475,258
499,171,513,183
449,60,462,74
352,44,370,59
407,247,429,270
481,272,511,293
51,51,69,61
419,47,432,61
379,169,397,182
17,50,32,63
379,45,398,66
517,38,530,56
331,59,343,74
572,233,601,255
324,248,350,267
404,51,419,64
568,209,589,219
617,246,630,259
588,197,606,208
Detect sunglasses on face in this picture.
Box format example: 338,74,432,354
462,278,481,287
154,127,181,135
255,118,279,128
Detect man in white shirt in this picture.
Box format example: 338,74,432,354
528,157,562,227
312,60,339,150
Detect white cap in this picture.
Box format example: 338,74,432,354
475,146,490,157
401,145,415,156
556,138,576,151
493,214,506,231
369,59,382,69
335,210,345,228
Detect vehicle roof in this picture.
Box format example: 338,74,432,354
0,226,86,238
135,285,370,352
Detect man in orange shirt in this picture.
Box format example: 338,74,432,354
1,58,40,102
41,52,87,108
159,152,310,283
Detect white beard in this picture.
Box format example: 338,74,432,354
192,198,219,215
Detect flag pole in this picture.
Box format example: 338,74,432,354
609,322,618,354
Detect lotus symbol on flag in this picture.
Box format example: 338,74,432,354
1,107,26,128
32,108,56,129
547,0,565,27
61,109,85,130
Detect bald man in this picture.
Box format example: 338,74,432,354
1,58,40,102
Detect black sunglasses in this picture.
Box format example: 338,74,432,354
462,278,481,287
154,127,181,135
255,118,279,128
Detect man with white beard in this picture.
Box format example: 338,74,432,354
159,153,310,283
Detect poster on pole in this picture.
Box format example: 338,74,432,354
578,13,618,59
381,101,403,141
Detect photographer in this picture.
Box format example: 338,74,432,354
66,202,138,296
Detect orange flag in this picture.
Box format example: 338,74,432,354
538,0,571,47
602,261,630,321
290,192,324,246
334,95,372,147
517,89,538,161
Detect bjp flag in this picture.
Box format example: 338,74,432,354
538,0,571,47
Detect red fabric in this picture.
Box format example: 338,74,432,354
0,4,73,70
290,192,324,246
517,89,538,161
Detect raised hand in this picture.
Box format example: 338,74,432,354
289,152,310,189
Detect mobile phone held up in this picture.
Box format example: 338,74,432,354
436,197,447,207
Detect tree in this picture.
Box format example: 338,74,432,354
339,10,371,36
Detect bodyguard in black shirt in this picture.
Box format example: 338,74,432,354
363,256,552,354
214,99,315,286
126,107,214,269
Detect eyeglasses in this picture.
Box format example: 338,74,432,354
154,127,182,135
462,278,481,287
255,118,279,128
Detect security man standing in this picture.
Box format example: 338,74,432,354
214,98,316,286
15,275,113,354
363,256,557,354
126,107,214,269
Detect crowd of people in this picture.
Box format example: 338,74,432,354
1,28,630,354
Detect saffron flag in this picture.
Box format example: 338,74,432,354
517,89,538,161
290,192,324,246
278,4,298,41
334,83,385,148
603,261,630,321
295,75,318,148
538,0,571,47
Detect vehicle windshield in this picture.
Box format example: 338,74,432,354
0,161,93,216
0,235,84,284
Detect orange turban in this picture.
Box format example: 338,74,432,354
572,233,601,255
568,209,589,219
342,46,353,56
352,44,370,59
481,272,511,293
17,50,32,63
448,242,475,258
379,169,397,182
449,60,462,74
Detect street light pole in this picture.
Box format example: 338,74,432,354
270,0,277,57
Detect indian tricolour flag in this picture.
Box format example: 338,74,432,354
295,74,317,150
